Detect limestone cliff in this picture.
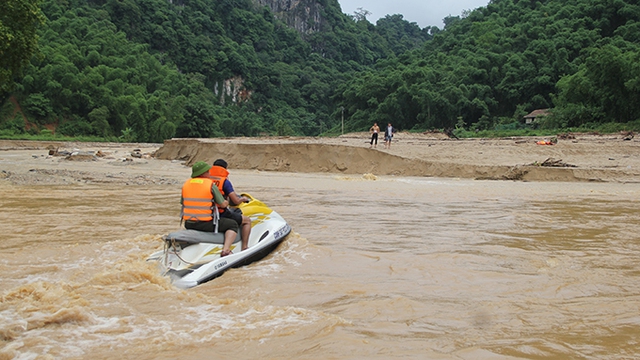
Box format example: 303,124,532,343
221,0,331,104
253,0,326,35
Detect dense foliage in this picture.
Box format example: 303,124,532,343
1,0,428,140
337,0,640,132
2,0,639,141
0,0,46,92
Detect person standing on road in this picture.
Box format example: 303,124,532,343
369,122,380,148
384,123,394,149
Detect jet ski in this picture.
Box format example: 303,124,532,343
147,193,291,289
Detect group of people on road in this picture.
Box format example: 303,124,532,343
181,159,251,257
370,122,394,149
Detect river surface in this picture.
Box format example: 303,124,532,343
1,170,639,359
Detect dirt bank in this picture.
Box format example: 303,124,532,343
2,132,640,184
154,132,640,182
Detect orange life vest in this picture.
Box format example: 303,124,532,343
181,178,216,221
207,165,229,195
205,165,230,214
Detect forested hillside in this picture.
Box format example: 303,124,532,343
0,0,428,141
338,0,640,132
1,0,639,141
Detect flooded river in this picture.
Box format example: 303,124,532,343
1,168,639,359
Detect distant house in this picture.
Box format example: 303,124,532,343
523,109,550,124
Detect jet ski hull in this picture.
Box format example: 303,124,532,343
147,194,291,288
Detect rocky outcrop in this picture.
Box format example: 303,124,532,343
253,0,326,35
214,76,252,105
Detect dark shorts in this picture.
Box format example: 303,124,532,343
185,217,238,233
221,207,243,225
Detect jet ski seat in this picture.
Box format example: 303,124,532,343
164,229,226,245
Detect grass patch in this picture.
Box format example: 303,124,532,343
0,130,122,143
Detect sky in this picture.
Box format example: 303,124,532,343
338,0,490,28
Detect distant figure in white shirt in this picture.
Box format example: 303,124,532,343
384,123,394,149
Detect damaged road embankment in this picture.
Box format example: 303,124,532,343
154,137,640,182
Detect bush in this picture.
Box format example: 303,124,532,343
23,93,53,122
57,119,94,137
537,114,566,130
0,115,26,133
592,121,640,133
40,129,54,138
275,119,295,136
552,104,604,128
494,121,522,131
118,127,136,142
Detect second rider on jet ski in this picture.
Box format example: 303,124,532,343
205,159,252,252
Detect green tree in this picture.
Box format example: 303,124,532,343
23,92,52,120
0,0,45,92
175,95,221,138
554,43,640,126
88,106,111,137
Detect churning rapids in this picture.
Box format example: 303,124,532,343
1,145,640,359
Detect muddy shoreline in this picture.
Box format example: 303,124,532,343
154,133,640,183
1,133,640,184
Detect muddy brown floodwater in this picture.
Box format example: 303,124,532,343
1,141,639,359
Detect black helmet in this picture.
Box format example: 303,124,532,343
213,159,228,169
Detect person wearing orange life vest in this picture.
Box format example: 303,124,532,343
181,161,239,257
206,159,251,251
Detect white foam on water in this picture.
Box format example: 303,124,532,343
393,176,467,186
238,233,310,278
